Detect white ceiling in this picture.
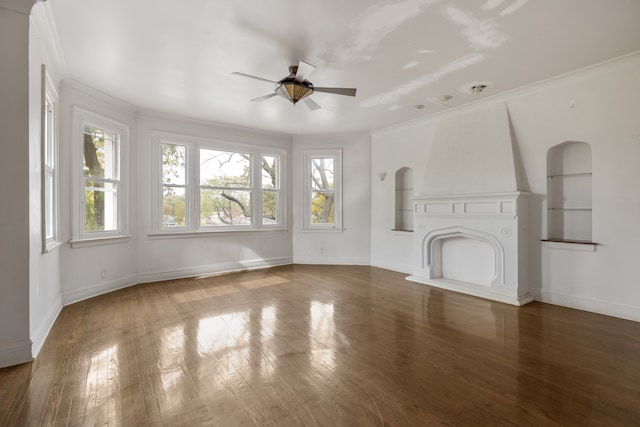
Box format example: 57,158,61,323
48,0,640,135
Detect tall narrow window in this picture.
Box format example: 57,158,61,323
42,66,58,252
261,155,280,225
303,149,343,230
162,143,187,228
73,107,129,244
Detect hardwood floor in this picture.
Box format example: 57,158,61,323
1,265,639,426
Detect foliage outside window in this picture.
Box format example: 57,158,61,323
73,107,128,244
156,134,285,233
303,149,342,230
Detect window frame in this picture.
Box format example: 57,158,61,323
71,107,130,246
41,65,60,252
151,132,287,235
303,149,343,231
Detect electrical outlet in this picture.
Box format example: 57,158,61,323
100,268,107,279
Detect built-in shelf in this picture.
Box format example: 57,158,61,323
547,172,592,179
541,238,597,245
547,142,592,242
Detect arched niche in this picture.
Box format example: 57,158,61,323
394,167,414,232
547,141,592,242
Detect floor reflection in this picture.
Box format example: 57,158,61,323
83,344,119,423
310,301,337,372
159,325,186,416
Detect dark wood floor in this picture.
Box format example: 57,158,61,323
1,265,639,426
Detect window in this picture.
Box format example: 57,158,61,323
42,66,59,252
72,107,129,244
154,133,286,233
303,149,342,230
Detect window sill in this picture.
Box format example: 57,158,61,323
301,227,345,233
148,228,288,239
70,235,131,249
42,240,63,254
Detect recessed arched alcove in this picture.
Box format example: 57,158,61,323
394,167,414,232
546,141,592,242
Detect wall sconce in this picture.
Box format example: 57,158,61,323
376,172,387,182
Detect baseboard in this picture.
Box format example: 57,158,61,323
62,274,139,306
370,257,414,275
0,339,32,369
406,275,533,306
292,255,370,265
534,288,640,323
30,294,62,358
138,257,293,284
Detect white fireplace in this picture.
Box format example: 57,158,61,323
406,104,532,306
407,192,531,305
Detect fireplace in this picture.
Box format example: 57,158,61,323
407,192,531,305
406,104,532,305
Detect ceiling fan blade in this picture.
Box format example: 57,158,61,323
313,87,357,97
294,60,316,82
232,72,278,85
303,97,322,111
250,93,277,102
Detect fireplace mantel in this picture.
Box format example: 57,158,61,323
407,192,532,306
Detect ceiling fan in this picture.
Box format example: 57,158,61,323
232,60,357,111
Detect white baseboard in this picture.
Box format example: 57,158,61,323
31,294,62,358
62,274,139,306
0,339,32,369
406,275,534,306
292,255,370,265
534,288,640,322
138,257,293,284
370,257,414,275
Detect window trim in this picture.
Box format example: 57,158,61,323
302,149,343,231
151,131,287,234
41,65,60,253
72,107,130,245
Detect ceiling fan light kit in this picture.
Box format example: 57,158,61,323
233,60,357,110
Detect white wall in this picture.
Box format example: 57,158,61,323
292,134,372,265
371,120,435,273
371,53,640,322
28,2,65,357
58,82,140,304
136,113,293,283
0,1,33,368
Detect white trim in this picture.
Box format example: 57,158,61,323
534,288,640,323
70,235,131,248
406,275,534,306
303,148,343,230
138,257,292,284
41,64,59,253
0,339,32,369
72,107,130,242
370,257,414,275
147,229,288,239
151,131,287,234
62,274,138,306
292,255,369,266
30,294,62,358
